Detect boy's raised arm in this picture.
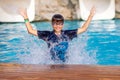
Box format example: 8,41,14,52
19,8,37,36
77,6,96,34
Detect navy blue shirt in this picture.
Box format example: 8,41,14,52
37,29,78,62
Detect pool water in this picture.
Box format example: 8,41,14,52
0,19,120,65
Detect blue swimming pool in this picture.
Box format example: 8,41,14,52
0,19,120,65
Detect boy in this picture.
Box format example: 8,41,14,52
19,7,95,63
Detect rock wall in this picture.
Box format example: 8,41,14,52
35,0,79,21
115,0,120,18
34,0,120,21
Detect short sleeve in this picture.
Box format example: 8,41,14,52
37,30,51,41
63,29,78,40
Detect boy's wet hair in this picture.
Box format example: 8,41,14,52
52,14,64,24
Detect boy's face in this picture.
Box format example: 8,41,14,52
52,20,64,32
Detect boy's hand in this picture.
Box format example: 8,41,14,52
19,8,28,19
90,6,96,17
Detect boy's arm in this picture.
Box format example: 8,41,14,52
19,8,37,36
77,7,96,34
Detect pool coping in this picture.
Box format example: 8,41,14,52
0,63,120,80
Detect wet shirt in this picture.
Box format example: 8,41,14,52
37,29,78,62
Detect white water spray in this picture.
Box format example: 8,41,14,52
18,24,97,64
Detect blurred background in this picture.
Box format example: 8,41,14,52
0,0,120,22
34,0,120,21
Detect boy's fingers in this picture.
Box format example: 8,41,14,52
91,6,96,13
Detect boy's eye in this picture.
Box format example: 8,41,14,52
53,22,63,25
52,21,63,25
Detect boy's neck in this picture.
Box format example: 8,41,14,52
54,31,61,36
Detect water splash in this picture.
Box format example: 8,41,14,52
66,34,97,64
18,29,97,64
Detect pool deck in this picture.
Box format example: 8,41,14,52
0,63,120,80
